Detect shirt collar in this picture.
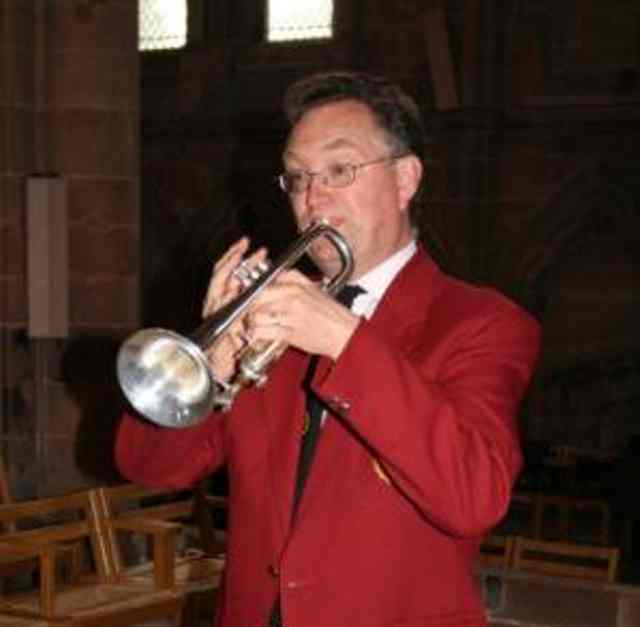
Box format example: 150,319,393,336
350,240,417,318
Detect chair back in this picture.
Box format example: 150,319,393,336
0,489,107,616
512,536,619,583
533,495,611,545
94,482,226,586
0,488,184,625
0,454,16,534
478,534,515,569
90,481,226,626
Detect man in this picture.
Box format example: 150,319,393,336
116,71,540,627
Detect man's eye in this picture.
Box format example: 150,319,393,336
327,163,351,178
327,163,351,181
286,172,305,185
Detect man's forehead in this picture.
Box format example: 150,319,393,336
285,112,387,163
284,137,361,161
290,99,378,134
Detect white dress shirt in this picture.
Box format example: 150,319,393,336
347,239,417,318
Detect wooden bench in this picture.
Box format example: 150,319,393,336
0,489,184,626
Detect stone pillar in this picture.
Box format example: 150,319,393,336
0,0,139,498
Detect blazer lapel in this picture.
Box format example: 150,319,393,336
368,247,440,346
260,348,311,537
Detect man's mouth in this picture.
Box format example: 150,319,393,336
306,215,344,231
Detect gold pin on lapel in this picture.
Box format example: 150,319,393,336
371,458,391,485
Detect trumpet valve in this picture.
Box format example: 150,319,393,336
232,259,270,287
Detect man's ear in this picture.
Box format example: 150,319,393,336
396,155,423,212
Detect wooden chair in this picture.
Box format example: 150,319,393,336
93,483,227,623
0,488,184,626
0,453,14,519
497,491,538,537
0,454,19,575
511,536,619,583
478,534,515,570
0,454,31,586
532,494,611,545
0,456,82,590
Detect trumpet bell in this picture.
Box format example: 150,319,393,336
117,328,217,428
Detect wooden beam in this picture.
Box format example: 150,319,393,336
425,0,460,110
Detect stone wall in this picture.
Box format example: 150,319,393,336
0,0,138,498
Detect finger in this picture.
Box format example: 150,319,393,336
213,237,250,274
203,320,248,380
244,318,289,346
207,246,269,318
203,242,271,318
275,268,312,285
203,239,250,317
231,248,270,288
249,279,324,315
228,317,251,353
246,307,283,329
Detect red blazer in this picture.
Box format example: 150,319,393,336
116,248,540,627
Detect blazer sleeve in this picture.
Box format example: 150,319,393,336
115,408,228,489
314,295,540,538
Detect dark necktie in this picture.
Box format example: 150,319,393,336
268,284,364,627
292,284,365,511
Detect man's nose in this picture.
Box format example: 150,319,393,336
305,173,332,203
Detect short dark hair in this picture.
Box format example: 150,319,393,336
283,71,428,221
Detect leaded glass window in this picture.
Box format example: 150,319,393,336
267,0,333,42
139,0,187,51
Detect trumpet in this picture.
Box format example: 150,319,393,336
116,222,354,428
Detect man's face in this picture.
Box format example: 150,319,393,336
283,99,420,279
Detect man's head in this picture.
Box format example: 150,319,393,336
280,72,426,279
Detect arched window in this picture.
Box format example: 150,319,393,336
267,0,333,42
139,0,187,51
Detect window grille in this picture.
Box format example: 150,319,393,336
139,0,187,51
267,0,333,42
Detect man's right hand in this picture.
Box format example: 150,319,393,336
201,237,268,381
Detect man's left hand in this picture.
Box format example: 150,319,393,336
244,270,361,361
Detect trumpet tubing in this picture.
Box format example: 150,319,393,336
116,222,353,428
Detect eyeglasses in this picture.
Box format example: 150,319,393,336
278,154,406,195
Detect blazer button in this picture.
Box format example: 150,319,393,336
268,564,280,577
333,397,350,412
